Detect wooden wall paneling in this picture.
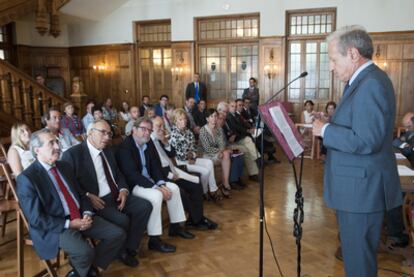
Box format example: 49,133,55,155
259,37,286,111
69,44,135,112
171,42,194,108
371,32,414,126
15,46,70,98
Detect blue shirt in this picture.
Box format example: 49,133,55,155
134,140,166,187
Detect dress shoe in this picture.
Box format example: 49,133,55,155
389,234,410,248
169,227,195,239
148,237,176,253
202,217,218,230
249,175,259,182
119,252,139,267
66,270,80,277
127,248,138,257
186,219,209,230
230,182,243,190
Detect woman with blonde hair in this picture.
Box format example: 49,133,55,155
7,123,35,176
169,109,222,201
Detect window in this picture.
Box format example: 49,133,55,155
135,20,172,102
0,23,14,62
196,14,259,102
136,20,171,44
286,8,336,103
197,14,259,42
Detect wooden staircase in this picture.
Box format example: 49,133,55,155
0,59,68,136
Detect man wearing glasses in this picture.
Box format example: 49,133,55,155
62,120,152,268
116,117,194,254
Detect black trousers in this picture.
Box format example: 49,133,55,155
174,178,204,224
97,193,152,252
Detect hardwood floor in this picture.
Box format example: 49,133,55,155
0,157,412,276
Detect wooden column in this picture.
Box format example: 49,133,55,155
21,81,34,125
0,72,12,114
11,75,23,120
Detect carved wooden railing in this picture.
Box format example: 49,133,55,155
0,59,68,129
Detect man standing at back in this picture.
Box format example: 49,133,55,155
185,73,207,104
313,26,402,276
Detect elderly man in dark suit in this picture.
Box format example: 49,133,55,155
17,128,126,277
185,73,207,103
62,120,152,268
313,26,402,277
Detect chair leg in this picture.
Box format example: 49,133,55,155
1,212,7,237
17,212,24,277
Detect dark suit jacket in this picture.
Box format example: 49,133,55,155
139,104,152,117
116,135,166,190
154,103,164,117
16,160,92,260
193,109,207,127
225,112,251,142
323,63,402,213
185,82,207,102
242,87,259,111
393,131,414,166
61,141,129,197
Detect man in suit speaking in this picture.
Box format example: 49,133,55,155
313,26,402,276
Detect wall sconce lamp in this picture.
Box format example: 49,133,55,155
374,45,387,69
264,49,277,79
92,60,108,71
171,52,185,81
211,62,216,71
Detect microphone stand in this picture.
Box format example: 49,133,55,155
256,72,307,277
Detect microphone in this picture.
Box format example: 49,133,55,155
264,71,308,105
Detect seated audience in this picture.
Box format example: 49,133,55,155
42,107,80,153
150,116,218,229
320,101,337,157
225,101,260,181
301,100,315,124
144,107,156,119
241,97,257,126
199,109,233,198
170,109,221,200
193,99,207,128
236,99,278,163
393,112,414,166
7,123,35,176
17,128,126,277
155,95,169,117
92,105,104,121
164,104,175,133
139,95,152,116
184,97,200,135
62,120,152,267
216,113,245,189
61,102,84,138
125,106,140,136
117,117,194,253
82,100,95,131
102,98,118,122
119,101,131,122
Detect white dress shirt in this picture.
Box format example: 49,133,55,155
86,140,115,197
